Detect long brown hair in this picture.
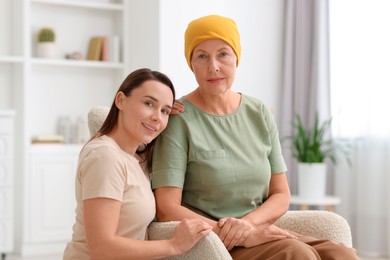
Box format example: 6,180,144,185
93,68,175,170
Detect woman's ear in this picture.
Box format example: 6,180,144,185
115,91,126,110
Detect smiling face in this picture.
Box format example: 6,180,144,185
191,39,237,96
116,80,174,150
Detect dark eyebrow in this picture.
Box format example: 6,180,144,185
144,95,172,109
144,95,158,101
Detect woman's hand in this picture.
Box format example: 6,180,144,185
170,100,184,115
169,218,213,255
237,224,298,249
218,217,255,250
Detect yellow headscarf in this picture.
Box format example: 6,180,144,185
184,15,241,70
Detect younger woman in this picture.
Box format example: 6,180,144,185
63,68,212,259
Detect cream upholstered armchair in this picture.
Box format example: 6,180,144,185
88,106,353,260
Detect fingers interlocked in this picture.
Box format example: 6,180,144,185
218,217,254,250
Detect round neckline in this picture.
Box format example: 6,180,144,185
182,93,244,117
100,135,139,162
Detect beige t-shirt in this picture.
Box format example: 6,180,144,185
63,135,155,259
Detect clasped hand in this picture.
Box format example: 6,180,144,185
218,217,297,250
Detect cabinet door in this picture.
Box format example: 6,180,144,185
0,135,13,186
27,146,80,243
0,216,13,253
0,112,15,253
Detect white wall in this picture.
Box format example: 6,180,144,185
127,0,160,70
128,0,285,114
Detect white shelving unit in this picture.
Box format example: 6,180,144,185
1,0,129,256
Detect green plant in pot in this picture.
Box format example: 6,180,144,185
291,113,349,199
38,28,55,43
37,27,57,58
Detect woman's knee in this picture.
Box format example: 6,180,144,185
270,239,321,260
231,239,321,260
253,239,321,260
315,241,359,260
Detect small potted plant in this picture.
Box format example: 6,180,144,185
290,113,349,199
37,27,57,58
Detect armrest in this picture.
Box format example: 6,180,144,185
147,210,352,258
87,106,109,136
147,221,231,260
275,210,353,247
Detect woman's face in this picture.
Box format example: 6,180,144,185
191,39,237,95
117,80,173,146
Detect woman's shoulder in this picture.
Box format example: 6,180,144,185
241,94,270,114
168,98,199,122
160,98,201,138
80,135,129,162
83,135,114,152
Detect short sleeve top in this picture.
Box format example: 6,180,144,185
63,135,155,259
152,94,287,220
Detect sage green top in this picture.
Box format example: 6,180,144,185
152,94,287,220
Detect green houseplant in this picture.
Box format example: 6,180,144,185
36,27,57,58
293,113,337,164
38,27,55,43
290,113,349,199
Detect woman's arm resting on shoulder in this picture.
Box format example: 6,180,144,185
154,187,221,233
84,198,211,260
170,100,184,115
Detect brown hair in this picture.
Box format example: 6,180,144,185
93,68,175,170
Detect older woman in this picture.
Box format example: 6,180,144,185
152,15,358,259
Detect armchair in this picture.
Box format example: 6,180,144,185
87,106,353,260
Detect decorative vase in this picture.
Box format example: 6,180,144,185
37,42,57,58
297,162,327,199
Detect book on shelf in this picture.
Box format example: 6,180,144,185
101,36,109,61
31,134,64,144
87,36,103,61
87,35,120,62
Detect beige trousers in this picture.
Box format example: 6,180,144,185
229,231,359,260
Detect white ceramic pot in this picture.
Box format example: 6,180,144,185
37,42,57,58
297,162,327,199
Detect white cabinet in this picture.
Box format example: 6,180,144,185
20,145,81,255
0,111,15,256
0,0,129,256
